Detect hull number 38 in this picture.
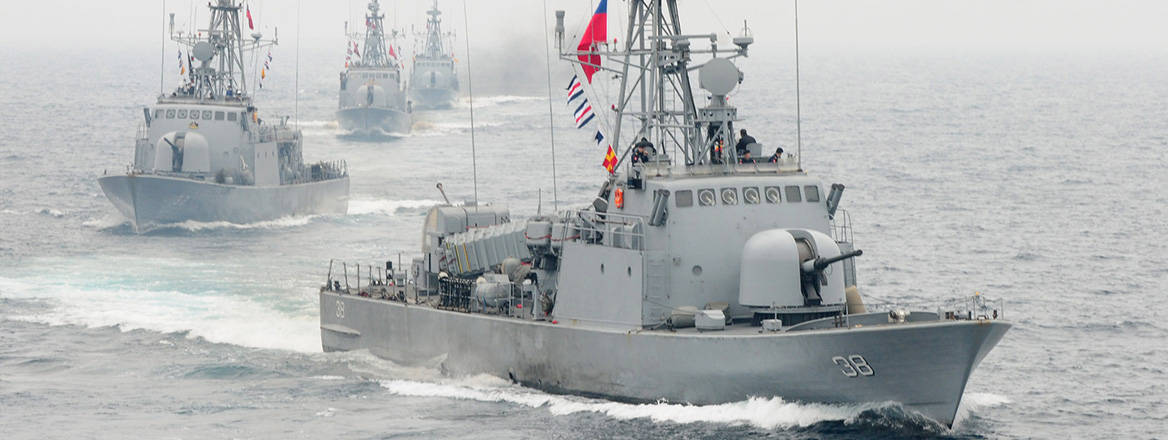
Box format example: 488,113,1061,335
832,355,874,377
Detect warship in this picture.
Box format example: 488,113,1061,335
99,0,349,233
408,1,459,109
337,0,412,135
319,0,1009,427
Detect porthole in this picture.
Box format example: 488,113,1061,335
692,265,703,276
202,111,213,120
177,109,188,119
190,110,200,120
743,187,761,204
765,186,782,204
720,188,738,205
166,109,176,118
698,188,716,206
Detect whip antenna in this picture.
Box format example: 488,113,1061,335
542,0,559,212
462,0,478,209
295,0,302,129
794,0,802,170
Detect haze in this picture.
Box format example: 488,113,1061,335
3,0,1167,54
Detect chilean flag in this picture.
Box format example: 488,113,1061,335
246,5,254,30
576,0,607,83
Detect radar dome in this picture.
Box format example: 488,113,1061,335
699,58,741,96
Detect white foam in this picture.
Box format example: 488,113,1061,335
456,95,544,108
953,392,1011,426
348,199,441,216
0,276,320,353
380,376,863,429
156,215,316,232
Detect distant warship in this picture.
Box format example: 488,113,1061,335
408,1,459,109
337,0,412,135
319,0,1008,427
99,0,349,232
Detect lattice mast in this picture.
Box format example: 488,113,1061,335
172,0,277,99
556,0,752,170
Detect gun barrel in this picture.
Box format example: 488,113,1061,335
811,249,863,272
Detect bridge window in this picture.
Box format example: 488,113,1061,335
675,190,693,207
743,187,761,204
227,112,237,122
214,111,225,121
720,188,738,205
697,188,716,206
177,110,187,119
804,185,820,202
166,109,175,119
785,186,802,202
765,186,782,204
154,109,164,119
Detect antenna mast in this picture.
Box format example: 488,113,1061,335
463,0,478,209
542,0,559,212
794,0,802,170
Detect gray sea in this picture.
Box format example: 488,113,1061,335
2,42,1166,439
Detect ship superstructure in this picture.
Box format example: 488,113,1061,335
337,0,412,135
408,0,459,109
319,0,1009,427
100,0,349,232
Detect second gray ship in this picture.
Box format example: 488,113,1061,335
100,0,349,232
319,0,1009,427
337,0,412,136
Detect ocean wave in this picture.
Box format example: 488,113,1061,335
0,276,320,353
455,95,544,108
348,198,441,216
145,215,317,233
379,376,865,430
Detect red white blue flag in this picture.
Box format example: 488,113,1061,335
576,0,607,83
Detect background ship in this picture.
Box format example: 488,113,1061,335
99,0,349,232
337,0,412,135
408,1,459,109
318,0,1008,427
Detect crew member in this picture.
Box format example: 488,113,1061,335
739,150,756,164
768,147,785,163
633,137,655,164
735,129,757,157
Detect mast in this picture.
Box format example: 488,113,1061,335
171,0,276,100
555,0,753,174
422,1,446,58
359,0,393,68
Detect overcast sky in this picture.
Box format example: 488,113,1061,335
2,0,1167,54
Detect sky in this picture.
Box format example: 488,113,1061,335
2,0,1167,54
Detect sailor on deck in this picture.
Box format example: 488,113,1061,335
633,137,655,164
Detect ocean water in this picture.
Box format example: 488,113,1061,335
2,42,1167,439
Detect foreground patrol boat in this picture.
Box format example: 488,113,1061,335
408,1,459,109
99,0,349,232
320,0,1008,427
337,0,412,135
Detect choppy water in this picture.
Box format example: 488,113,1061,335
2,42,1167,438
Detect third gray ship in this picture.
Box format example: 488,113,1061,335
319,0,1009,427
408,0,459,109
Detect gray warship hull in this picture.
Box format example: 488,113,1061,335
409,87,457,109
336,107,411,136
320,290,1010,426
98,174,349,232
